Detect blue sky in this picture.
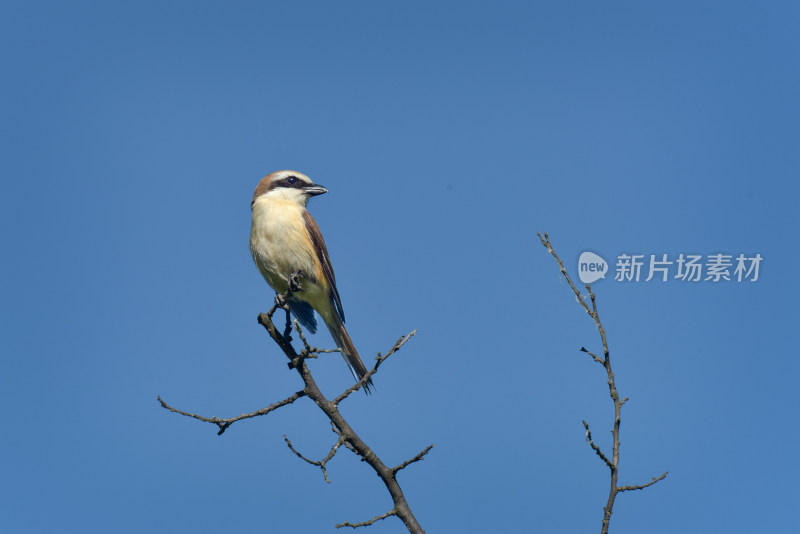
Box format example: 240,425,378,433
2,1,798,532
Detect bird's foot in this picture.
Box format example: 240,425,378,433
274,293,290,310
288,272,303,292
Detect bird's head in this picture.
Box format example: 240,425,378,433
251,170,328,209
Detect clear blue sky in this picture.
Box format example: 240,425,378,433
2,2,798,532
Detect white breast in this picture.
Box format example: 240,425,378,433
249,197,316,293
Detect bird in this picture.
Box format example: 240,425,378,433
249,170,372,392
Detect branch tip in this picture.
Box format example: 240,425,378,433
392,444,435,474
334,329,418,404
336,509,398,529
618,471,668,492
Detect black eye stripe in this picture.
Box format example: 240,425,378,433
269,176,307,191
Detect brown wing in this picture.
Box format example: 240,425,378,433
303,210,346,323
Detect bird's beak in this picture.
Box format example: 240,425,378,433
303,184,328,196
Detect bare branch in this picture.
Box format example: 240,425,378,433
537,232,593,316
294,321,342,359
392,444,435,474
283,308,293,341
539,233,666,534
334,331,418,405
259,312,426,533
160,286,427,533
618,472,669,492
336,509,398,529
580,346,605,365
267,299,281,319
157,392,305,435
582,421,613,471
295,319,312,352
284,433,347,483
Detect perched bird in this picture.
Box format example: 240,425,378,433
249,170,372,391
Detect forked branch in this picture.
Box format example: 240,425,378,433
157,391,305,436
284,430,346,484
538,232,666,534
158,292,430,533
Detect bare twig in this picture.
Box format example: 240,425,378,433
334,331,417,405
537,232,594,316
284,433,347,483
580,347,605,365
538,232,666,534
157,392,305,436
295,319,312,352
618,472,669,492
392,444,435,474
582,421,613,470
336,509,397,529
294,320,341,359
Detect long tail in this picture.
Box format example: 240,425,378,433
326,319,373,394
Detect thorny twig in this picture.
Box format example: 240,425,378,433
538,232,667,534
158,288,430,533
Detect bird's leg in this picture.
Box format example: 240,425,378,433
276,272,303,341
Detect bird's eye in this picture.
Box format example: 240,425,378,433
287,176,298,184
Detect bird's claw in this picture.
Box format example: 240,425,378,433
275,293,289,310
288,272,303,292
